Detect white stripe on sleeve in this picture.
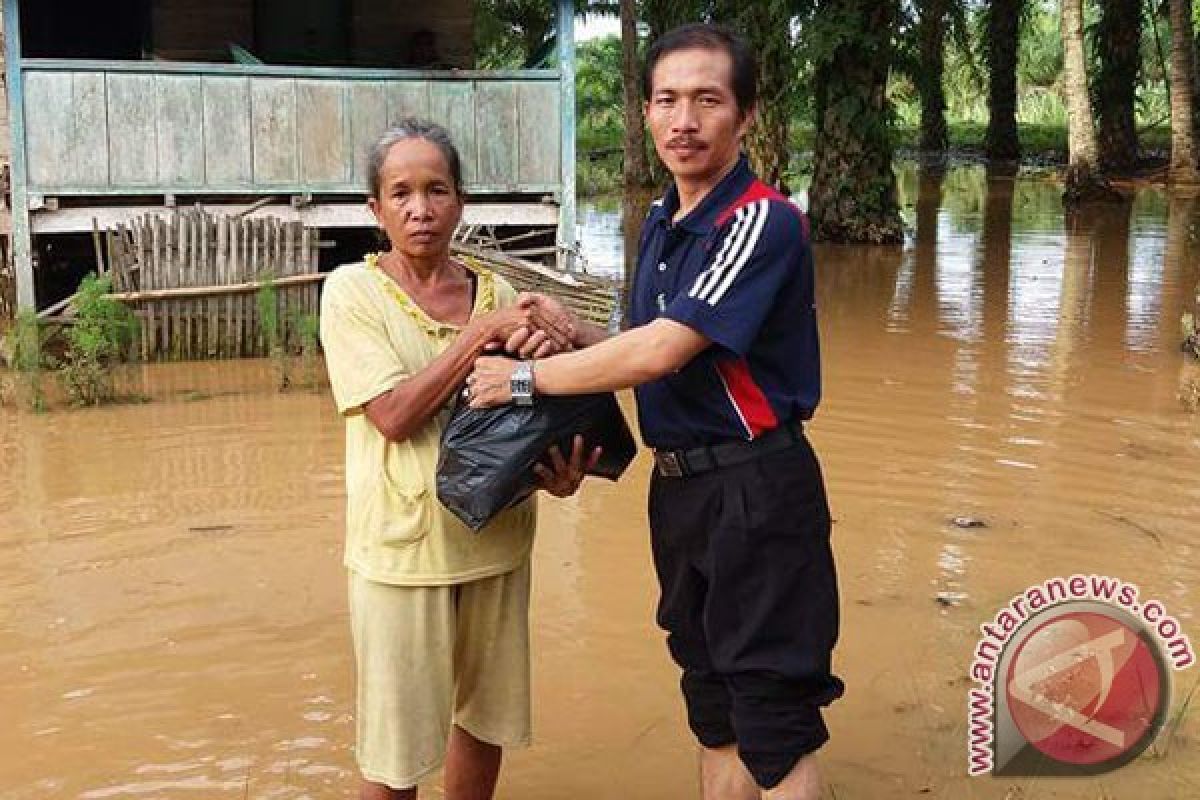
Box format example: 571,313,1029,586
708,199,770,305
691,201,762,303
688,204,751,301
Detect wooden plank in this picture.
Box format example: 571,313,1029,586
517,81,560,186
385,81,429,126
476,82,519,188
172,214,181,358
224,215,235,357
107,73,159,185
202,76,253,186
23,58,559,83
32,202,558,233
283,220,295,346
215,215,226,357
350,82,388,188
182,211,193,358
428,81,477,184
134,221,147,360
155,75,205,186
149,218,161,357
201,211,213,357
297,80,348,185
71,72,110,187
251,78,299,184
7,0,35,308
23,71,73,187
240,218,251,355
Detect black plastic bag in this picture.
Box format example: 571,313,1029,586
436,392,638,531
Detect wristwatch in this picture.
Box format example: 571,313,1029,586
511,360,535,406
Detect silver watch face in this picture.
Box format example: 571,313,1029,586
511,362,534,401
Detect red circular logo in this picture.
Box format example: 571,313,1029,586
1005,610,1165,766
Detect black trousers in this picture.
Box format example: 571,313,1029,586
648,435,844,789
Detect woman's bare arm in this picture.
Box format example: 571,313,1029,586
363,309,523,441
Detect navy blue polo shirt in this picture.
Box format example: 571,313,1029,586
629,155,821,450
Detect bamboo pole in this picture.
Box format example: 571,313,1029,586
103,272,326,303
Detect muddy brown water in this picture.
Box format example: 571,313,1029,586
3,166,1200,799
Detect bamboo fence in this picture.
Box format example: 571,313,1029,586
93,209,320,360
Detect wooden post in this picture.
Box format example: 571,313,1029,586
557,0,577,270
4,0,34,308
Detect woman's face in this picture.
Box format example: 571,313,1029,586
368,138,464,261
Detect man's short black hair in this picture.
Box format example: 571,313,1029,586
641,23,757,117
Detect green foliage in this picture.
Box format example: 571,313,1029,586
7,309,50,411
475,0,614,68
255,275,290,391
58,274,138,407
577,35,623,125
290,310,322,391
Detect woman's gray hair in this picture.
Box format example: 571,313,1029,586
365,118,464,199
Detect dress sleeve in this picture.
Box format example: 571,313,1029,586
319,272,409,415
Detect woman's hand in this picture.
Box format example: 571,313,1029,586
474,306,573,356
534,435,603,497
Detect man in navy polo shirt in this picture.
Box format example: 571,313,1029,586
467,23,842,800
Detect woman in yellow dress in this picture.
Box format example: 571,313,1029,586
320,119,594,800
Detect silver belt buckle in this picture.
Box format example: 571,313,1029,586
655,450,684,477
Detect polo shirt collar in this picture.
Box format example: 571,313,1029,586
658,153,754,235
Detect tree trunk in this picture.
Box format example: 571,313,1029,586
809,0,903,244
723,0,793,188
1062,0,1116,203
620,0,652,188
985,0,1022,161
1169,0,1200,183
1094,0,1142,171
917,0,949,152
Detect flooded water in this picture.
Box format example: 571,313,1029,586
4,164,1200,799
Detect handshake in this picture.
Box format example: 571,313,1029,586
475,291,579,360
464,291,581,409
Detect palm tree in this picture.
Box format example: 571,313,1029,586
984,0,1023,161
714,0,796,188
917,0,949,152
1094,0,1142,171
640,0,706,42
1168,0,1200,183
1061,0,1115,202
808,0,904,243
619,0,652,187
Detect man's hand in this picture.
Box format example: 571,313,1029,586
467,355,517,408
534,435,603,497
477,306,573,354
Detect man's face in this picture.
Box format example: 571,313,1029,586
644,47,752,188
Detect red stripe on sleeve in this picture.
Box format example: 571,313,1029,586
716,358,779,438
715,180,789,228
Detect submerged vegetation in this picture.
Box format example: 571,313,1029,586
57,274,139,407
256,276,323,393
6,309,50,412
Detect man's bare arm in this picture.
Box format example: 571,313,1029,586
467,318,710,407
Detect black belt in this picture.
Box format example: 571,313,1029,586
653,422,805,478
